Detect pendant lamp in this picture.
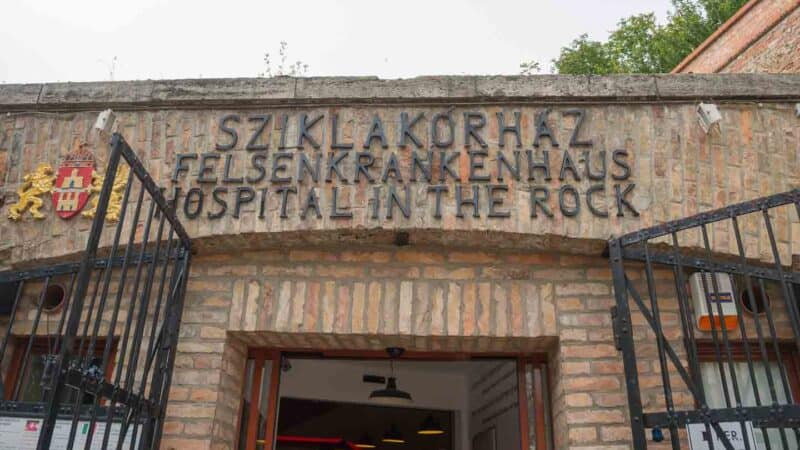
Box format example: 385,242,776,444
417,413,445,435
382,424,405,444
354,433,377,449
369,347,412,405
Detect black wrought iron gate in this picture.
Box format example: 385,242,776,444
0,134,191,449
610,190,800,450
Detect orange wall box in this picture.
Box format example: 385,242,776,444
690,272,738,331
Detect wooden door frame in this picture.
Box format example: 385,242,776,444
239,348,550,450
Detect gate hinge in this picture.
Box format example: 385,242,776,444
611,306,624,351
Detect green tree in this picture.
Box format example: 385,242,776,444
550,0,748,74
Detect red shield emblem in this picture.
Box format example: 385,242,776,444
51,148,95,219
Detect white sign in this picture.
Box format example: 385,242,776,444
0,417,140,450
687,421,758,450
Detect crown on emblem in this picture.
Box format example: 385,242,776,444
64,146,95,163
61,146,95,168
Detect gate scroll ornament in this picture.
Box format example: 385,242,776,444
609,189,800,450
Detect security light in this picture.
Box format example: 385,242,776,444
93,109,115,133
696,103,721,134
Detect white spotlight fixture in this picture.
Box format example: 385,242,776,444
696,103,721,134
93,109,116,133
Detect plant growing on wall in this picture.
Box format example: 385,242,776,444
519,60,541,75
259,41,309,78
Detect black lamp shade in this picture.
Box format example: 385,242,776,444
382,424,405,444
417,414,445,435
369,377,412,405
354,433,376,448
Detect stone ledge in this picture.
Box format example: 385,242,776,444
1,74,799,111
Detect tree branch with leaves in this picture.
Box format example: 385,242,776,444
550,0,748,74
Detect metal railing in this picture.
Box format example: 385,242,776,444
0,133,191,449
610,189,800,450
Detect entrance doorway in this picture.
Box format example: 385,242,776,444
236,350,551,450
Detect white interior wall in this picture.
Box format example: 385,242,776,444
468,361,520,450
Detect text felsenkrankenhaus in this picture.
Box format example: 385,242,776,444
167,109,639,221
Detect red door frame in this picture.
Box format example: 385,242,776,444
238,349,550,450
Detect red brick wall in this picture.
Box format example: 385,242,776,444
151,245,799,450
1,237,798,450
159,248,605,450
675,0,800,73
722,5,800,72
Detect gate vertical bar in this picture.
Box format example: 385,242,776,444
36,135,123,450
147,252,190,450
609,238,647,449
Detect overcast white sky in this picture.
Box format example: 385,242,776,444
1,0,672,83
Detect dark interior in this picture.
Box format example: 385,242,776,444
276,397,453,450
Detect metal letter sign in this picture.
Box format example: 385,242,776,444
610,188,800,450
687,422,756,450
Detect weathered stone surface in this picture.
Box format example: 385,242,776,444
0,83,42,105
2,75,800,111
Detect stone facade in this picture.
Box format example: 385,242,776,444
0,75,799,450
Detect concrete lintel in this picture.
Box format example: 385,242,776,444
1,74,799,112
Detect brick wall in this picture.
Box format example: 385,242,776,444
722,5,800,73
6,246,793,449
163,246,799,450
159,247,677,450
2,101,799,267
1,76,799,450
674,0,800,73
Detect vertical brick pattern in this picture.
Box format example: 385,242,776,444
160,248,622,450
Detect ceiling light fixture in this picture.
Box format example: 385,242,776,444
417,414,445,435
369,347,412,405
354,433,377,449
369,376,412,405
382,424,405,444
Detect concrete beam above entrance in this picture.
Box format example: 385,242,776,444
1,74,800,112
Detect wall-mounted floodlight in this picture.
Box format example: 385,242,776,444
696,103,722,134
93,109,115,133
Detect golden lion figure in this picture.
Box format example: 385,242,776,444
82,164,130,223
8,164,56,220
